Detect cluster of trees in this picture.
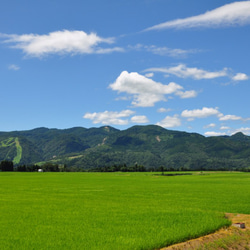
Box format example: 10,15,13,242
89,164,197,172
0,160,14,171
1,160,250,173
90,164,147,172
16,163,62,172
17,163,69,172
0,161,68,172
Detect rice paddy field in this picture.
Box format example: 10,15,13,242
1,171,250,249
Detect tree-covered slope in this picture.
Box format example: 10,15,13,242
0,125,250,170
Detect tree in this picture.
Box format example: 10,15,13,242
17,165,27,172
0,160,14,171
42,163,59,172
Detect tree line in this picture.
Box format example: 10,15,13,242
0,161,67,172
1,160,250,172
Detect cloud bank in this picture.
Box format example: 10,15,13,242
145,1,250,31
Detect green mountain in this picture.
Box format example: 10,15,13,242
1,125,250,170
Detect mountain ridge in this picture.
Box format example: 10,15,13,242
0,125,250,170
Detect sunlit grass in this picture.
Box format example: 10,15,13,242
0,172,250,249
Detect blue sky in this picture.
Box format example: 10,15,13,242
1,0,250,136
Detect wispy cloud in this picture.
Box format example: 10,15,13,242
1,30,124,57
143,45,198,58
220,126,230,130
145,64,228,80
109,71,197,107
145,64,249,81
145,1,250,31
144,72,154,78
204,123,216,129
129,44,198,58
8,64,20,71
83,110,135,125
157,108,172,113
219,114,243,121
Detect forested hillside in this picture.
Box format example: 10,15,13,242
0,125,250,170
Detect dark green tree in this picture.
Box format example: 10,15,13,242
17,165,27,172
0,160,14,171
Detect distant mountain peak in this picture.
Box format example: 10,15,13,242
230,131,249,141
231,132,246,138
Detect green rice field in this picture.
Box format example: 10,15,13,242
1,172,250,249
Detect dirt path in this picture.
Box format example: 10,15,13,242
161,213,250,250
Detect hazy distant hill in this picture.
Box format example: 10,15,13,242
1,125,250,170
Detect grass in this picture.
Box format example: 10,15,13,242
198,227,250,249
0,172,250,249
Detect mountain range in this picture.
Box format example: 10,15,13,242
1,125,250,170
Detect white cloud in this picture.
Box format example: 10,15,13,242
146,64,228,80
145,72,154,78
83,110,135,125
204,123,216,128
145,1,250,31
219,114,242,121
1,30,123,57
157,108,172,113
156,115,181,128
109,71,196,107
144,45,198,58
220,126,230,130
131,115,149,123
181,107,221,119
175,90,198,99
232,73,249,81
146,64,248,82
128,44,197,58
8,64,20,71
204,131,227,137
95,47,124,54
